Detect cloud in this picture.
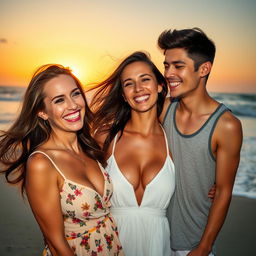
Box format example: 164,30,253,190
0,38,8,44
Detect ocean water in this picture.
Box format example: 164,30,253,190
0,86,255,199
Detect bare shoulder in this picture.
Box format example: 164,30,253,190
217,110,242,134
26,152,56,178
159,97,172,123
215,110,243,149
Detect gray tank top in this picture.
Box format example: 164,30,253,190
163,100,229,251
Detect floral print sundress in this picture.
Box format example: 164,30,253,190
30,151,123,256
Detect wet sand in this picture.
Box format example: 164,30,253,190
1,174,255,256
0,178,43,256
216,196,256,255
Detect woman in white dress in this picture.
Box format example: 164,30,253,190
91,52,175,256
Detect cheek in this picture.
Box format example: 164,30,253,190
79,98,86,108
48,105,64,119
122,89,130,101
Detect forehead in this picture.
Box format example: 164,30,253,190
121,61,153,78
164,48,192,63
43,74,78,97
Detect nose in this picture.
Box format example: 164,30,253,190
165,66,176,79
67,98,78,109
134,81,143,92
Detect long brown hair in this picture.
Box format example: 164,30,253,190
90,51,168,154
0,64,105,195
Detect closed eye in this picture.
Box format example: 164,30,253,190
142,78,150,82
53,97,64,104
123,82,133,87
72,90,82,97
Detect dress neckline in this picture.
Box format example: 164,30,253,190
108,125,173,207
30,150,107,198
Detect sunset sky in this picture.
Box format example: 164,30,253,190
0,0,255,93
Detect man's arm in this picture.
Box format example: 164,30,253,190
188,111,243,256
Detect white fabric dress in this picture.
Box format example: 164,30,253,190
106,128,175,256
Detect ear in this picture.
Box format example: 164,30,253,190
158,83,163,93
38,111,48,120
199,62,212,78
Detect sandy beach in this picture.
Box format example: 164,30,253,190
0,174,255,255
216,196,256,255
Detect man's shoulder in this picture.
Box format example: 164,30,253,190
215,108,242,139
218,108,241,128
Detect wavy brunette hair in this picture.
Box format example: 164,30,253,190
90,51,168,154
0,64,105,195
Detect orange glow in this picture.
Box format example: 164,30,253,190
0,1,255,93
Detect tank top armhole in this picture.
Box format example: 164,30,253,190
208,108,230,161
29,151,66,180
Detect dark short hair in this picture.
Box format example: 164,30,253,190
158,28,216,70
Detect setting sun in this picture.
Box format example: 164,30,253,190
54,59,87,86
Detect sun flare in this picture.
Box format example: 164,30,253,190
54,58,88,86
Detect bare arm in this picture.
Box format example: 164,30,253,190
188,113,243,256
26,154,74,256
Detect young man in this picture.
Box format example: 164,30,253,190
158,28,243,256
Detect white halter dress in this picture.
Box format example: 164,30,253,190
106,128,175,256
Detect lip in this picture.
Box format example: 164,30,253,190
168,81,181,90
63,110,81,122
134,94,150,103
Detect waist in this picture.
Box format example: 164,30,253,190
111,207,166,217
65,215,111,240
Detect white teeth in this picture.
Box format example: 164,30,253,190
64,112,80,120
134,95,149,102
169,82,180,87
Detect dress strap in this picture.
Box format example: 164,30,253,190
160,124,170,156
111,133,119,155
29,151,66,180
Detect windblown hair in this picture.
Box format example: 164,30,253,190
0,64,105,195
158,28,216,71
90,51,168,154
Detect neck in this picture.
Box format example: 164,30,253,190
49,129,80,153
179,87,214,114
126,108,161,135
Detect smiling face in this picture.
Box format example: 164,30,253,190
164,48,206,98
121,61,162,113
38,74,86,134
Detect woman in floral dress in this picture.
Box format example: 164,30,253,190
0,65,123,256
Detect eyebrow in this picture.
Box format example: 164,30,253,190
51,88,80,102
163,60,186,65
122,73,153,83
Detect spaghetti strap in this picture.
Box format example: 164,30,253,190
111,134,119,155
30,150,66,180
160,124,170,156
